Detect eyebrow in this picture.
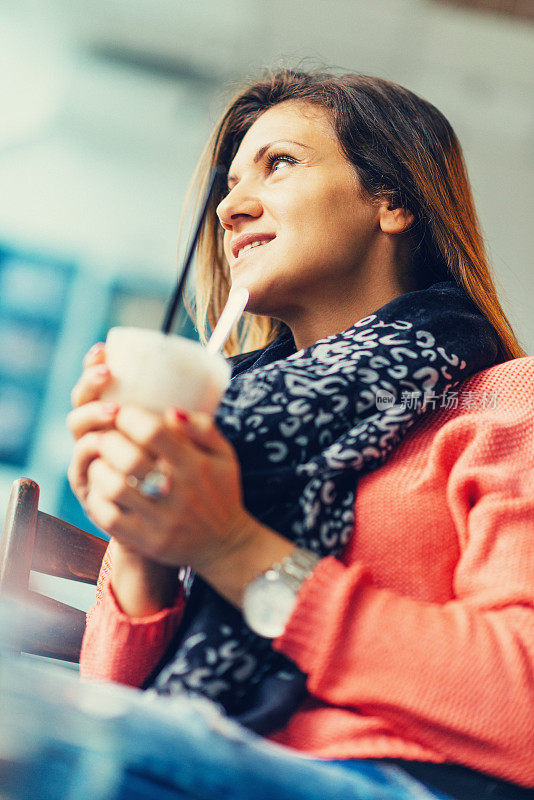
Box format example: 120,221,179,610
226,139,311,186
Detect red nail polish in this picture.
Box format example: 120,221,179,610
174,409,189,422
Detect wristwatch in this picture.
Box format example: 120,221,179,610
242,547,321,638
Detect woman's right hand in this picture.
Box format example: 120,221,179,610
67,341,180,616
67,342,117,506
70,341,111,411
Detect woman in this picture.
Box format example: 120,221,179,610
68,70,533,799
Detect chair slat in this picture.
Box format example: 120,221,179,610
18,591,87,663
32,512,107,585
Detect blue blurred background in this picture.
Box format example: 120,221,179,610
0,0,532,609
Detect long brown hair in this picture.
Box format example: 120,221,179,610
187,69,524,359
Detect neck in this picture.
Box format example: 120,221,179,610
288,267,412,351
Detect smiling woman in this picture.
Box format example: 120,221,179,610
65,69,534,800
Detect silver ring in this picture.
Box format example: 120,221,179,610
126,468,171,499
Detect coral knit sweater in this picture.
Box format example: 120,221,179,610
80,356,534,789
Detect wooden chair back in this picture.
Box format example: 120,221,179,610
0,478,107,662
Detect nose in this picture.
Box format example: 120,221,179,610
216,182,263,231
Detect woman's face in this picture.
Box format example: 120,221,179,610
216,101,381,320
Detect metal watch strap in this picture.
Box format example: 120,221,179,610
274,547,321,591
242,547,322,638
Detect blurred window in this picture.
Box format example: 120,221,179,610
0,382,40,466
0,246,73,467
0,319,56,382
0,256,70,321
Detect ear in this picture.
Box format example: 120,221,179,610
378,200,415,234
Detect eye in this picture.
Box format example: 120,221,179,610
265,152,297,173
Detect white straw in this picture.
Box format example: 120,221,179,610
206,287,250,355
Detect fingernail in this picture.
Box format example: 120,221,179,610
101,402,119,416
84,342,105,367
174,409,189,422
96,365,110,377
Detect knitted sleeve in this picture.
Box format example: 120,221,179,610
79,544,185,687
273,391,534,781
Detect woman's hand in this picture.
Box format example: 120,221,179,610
67,342,117,507
67,342,181,617
83,407,248,569
81,407,294,608
70,341,111,409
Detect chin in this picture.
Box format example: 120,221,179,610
230,275,295,320
240,296,272,317
230,278,262,308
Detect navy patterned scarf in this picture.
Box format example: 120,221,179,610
147,280,502,734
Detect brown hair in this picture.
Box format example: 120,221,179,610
187,69,524,359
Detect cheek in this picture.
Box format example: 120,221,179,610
282,199,363,265
284,179,365,242
322,191,375,256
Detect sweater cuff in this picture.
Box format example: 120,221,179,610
272,555,368,672
104,577,185,628
80,576,185,687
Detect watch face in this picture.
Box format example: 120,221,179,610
243,573,297,638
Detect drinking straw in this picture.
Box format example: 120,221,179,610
206,287,250,355
161,165,224,334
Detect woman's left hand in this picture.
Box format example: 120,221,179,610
84,407,253,577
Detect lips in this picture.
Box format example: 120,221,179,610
230,233,275,260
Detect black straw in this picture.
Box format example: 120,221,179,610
161,165,224,334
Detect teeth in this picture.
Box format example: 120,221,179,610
237,240,268,258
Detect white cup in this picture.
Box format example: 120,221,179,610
100,327,232,414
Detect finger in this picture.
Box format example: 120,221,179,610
87,457,164,517
98,429,156,479
165,409,235,458
83,342,106,370
84,472,175,561
67,401,120,440
71,364,112,408
84,488,151,553
115,405,197,464
67,432,103,500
